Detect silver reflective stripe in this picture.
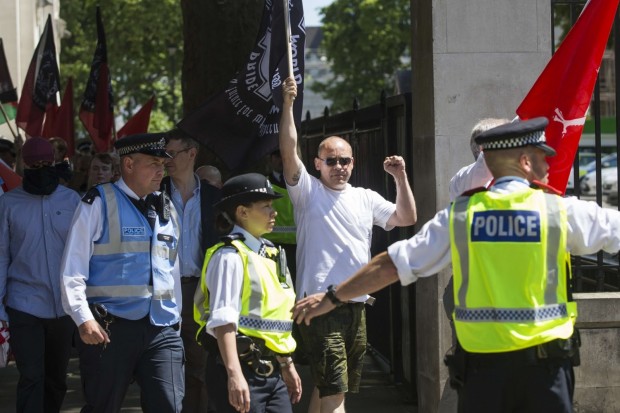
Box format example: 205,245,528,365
85,285,174,300
86,285,152,298
238,315,293,332
454,303,567,322
544,194,561,305
271,226,296,233
452,196,471,307
93,184,151,255
246,253,263,318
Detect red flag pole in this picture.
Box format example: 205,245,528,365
282,0,294,79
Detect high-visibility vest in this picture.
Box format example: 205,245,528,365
87,183,179,326
450,187,576,353
263,183,296,245
195,238,296,354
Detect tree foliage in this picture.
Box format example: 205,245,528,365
59,0,183,134
313,0,411,112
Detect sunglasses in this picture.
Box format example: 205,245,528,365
318,156,353,167
166,147,192,159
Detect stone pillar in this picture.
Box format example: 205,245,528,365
410,1,551,411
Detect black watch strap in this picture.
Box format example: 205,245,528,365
326,284,345,307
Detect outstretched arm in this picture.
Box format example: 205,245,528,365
279,77,304,187
292,251,400,324
384,156,417,227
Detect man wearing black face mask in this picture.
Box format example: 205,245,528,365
0,136,80,412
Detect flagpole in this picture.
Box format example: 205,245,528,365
282,0,294,78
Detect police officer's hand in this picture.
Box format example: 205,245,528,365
383,155,406,177
227,370,251,412
283,77,297,107
281,362,302,403
292,293,335,325
78,319,110,346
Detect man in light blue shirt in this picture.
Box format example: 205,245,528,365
0,137,80,412
163,129,221,413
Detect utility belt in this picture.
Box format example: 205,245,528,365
89,303,179,331
200,331,284,378
444,330,581,389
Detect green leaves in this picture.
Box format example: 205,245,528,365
313,0,411,112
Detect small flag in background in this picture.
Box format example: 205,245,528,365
516,0,620,193
0,38,18,125
80,6,114,153
117,96,155,139
15,16,61,137
178,0,305,171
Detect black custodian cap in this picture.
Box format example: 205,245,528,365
215,173,282,210
114,133,171,158
475,117,556,156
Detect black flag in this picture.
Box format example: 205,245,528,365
178,0,305,170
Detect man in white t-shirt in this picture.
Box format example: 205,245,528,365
279,77,417,413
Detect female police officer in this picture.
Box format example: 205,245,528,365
195,173,302,413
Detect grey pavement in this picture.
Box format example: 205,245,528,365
0,349,417,413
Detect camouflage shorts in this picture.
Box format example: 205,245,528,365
299,302,367,398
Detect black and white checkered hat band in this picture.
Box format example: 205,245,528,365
481,130,546,150
117,137,167,156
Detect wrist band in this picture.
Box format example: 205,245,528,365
279,357,294,368
326,284,345,307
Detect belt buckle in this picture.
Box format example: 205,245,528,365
253,359,274,377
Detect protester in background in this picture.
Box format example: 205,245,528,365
163,129,221,413
49,137,73,185
279,77,417,413
86,152,119,189
0,136,80,412
195,173,302,413
195,164,223,189
293,117,620,413
68,140,94,193
60,133,184,412
448,118,510,201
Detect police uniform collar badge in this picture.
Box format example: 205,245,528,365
475,117,556,157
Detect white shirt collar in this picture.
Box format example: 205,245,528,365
115,178,146,201
230,225,263,254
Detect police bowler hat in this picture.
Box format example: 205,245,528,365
114,133,171,158
475,117,556,156
215,173,282,210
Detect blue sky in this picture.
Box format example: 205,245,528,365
304,0,334,27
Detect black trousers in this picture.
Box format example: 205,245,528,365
7,307,75,413
76,316,184,413
206,353,292,413
458,350,574,413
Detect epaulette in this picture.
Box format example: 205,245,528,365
459,186,487,197
530,180,563,196
221,233,245,246
81,187,101,204
261,238,275,248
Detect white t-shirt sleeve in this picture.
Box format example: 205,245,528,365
449,153,493,201
387,208,452,285
368,189,397,230
205,247,244,336
286,165,314,209
565,196,620,255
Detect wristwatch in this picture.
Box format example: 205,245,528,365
326,284,345,307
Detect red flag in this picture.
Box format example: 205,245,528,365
0,162,21,191
15,15,61,137
117,96,155,139
79,7,113,153
44,78,75,157
516,0,620,193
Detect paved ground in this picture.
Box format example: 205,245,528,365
0,349,417,413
